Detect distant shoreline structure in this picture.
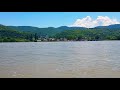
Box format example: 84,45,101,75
0,40,120,43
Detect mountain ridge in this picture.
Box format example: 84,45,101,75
7,24,120,30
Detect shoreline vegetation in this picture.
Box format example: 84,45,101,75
0,38,120,43
1,24,120,42
1,40,120,43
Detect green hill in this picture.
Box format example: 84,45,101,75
8,26,87,37
0,24,31,42
55,28,120,41
1,24,120,42
8,26,62,37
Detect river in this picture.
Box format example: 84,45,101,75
0,41,120,78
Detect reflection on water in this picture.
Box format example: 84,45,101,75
0,41,120,78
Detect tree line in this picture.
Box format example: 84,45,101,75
54,29,120,41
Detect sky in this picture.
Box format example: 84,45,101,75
0,12,120,28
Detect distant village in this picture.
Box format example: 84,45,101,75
36,37,68,42
32,34,94,42
36,37,88,42
29,34,73,42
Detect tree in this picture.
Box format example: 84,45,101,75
29,34,33,41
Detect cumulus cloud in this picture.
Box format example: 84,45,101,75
71,16,120,28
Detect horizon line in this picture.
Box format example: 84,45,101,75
1,23,120,28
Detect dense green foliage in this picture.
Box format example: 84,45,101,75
0,24,33,42
1,24,120,42
8,26,86,37
8,26,62,37
54,29,120,41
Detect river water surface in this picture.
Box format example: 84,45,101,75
0,41,120,78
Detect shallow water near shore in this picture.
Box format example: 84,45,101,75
0,41,120,78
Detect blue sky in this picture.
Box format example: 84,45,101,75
0,12,120,28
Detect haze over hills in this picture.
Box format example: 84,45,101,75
8,24,120,32
94,24,120,29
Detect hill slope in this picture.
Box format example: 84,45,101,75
95,24,120,29
0,24,30,42
8,26,87,37
1,24,120,42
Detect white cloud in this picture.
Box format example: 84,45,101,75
71,16,120,28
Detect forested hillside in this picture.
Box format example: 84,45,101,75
0,24,31,42
1,24,120,42
8,26,86,37
54,28,120,41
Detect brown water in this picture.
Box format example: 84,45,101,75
0,41,120,78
